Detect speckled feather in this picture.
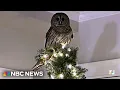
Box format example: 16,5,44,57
45,26,73,48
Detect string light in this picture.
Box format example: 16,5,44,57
73,72,77,76
67,64,72,69
50,57,54,61
43,54,49,59
58,52,63,57
61,43,66,49
59,74,64,79
53,53,58,57
67,48,71,52
51,75,55,79
65,54,69,57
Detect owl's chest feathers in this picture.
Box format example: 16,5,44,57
53,26,71,34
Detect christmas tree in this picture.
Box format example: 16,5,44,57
33,44,88,79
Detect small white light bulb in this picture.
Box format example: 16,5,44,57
73,72,77,76
43,54,49,59
61,43,66,49
65,54,69,57
53,53,58,57
58,52,63,57
67,48,71,52
51,75,55,79
67,64,72,69
59,74,64,79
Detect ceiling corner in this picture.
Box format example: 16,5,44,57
79,11,120,22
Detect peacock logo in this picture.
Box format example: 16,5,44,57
2,71,11,77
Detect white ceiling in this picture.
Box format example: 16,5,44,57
79,11,120,22
72,11,120,22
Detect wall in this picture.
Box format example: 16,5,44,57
78,13,120,64
0,11,51,70
79,58,120,79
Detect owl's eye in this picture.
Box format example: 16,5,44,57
56,18,59,21
62,18,64,21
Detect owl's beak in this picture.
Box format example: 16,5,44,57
59,21,62,25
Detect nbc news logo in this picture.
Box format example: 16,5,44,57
2,71,43,77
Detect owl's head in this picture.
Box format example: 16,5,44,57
51,13,70,27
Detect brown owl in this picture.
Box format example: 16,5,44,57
32,13,73,71
45,12,73,48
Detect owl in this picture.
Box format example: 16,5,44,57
45,12,73,48
32,13,73,71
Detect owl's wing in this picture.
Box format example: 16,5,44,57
59,26,73,44
45,27,55,48
68,26,73,39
